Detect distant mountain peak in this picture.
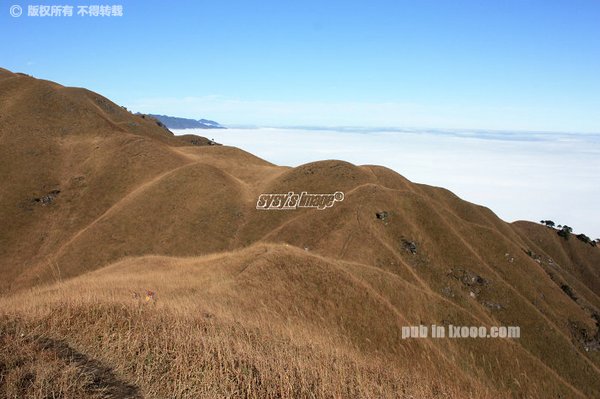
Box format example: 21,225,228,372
146,114,225,129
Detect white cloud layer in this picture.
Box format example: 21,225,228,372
129,96,600,133
174,127,600,238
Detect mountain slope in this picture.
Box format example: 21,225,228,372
1,69,599,398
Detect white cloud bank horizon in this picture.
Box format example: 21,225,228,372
129,96,600,133
174,127,600,239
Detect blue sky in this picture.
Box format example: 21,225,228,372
2,0,600,131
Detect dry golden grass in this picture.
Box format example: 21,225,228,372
1,243,595,398
1,68,600,398
0,255,502,399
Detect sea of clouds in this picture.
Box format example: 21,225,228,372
173,127,600,238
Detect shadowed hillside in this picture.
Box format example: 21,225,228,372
1,69,599,398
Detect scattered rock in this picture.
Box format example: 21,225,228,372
448,268,488,287
568,320,600,352
483,301,504,310
32,189,61,206
375,211,388,221
447,268,488,297
401,239,418,254
525,249,538,259
524,249,543,264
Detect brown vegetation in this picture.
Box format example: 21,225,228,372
1,68,599,398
